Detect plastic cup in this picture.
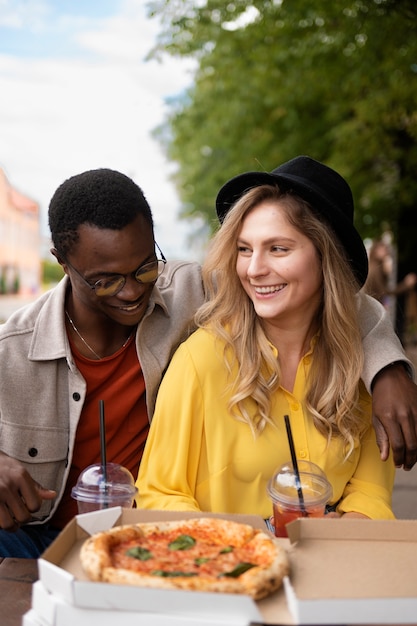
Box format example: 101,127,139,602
266,460,332,537
71,462,138,514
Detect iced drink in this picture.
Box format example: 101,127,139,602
267,460,332,537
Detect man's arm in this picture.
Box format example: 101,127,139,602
357,292,417,469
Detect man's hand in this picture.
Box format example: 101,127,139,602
0,452,56,531
371,363,417,470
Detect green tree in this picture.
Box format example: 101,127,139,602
42,259,64,287
148,0,417,263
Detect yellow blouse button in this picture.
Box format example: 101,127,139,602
299,450,307,458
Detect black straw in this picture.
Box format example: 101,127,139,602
99,399,108,487
284,414,308,516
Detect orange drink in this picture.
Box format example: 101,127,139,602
271,501,327,537
267,460,332,538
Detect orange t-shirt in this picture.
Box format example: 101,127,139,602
50,333,149,529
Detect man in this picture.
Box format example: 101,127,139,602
0,168,415,557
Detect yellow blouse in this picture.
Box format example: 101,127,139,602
137,328,395,520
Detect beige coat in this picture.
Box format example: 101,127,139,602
0,261,204,522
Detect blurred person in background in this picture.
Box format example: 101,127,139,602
364,238,417,306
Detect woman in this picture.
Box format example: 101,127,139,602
137,156,395,520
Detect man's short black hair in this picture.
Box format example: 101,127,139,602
48,168,154,258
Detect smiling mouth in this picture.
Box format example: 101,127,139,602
113,300,144,313
254,285,286,294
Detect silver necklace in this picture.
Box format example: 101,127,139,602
65,310,133,360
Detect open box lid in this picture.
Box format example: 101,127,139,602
283,518,417,624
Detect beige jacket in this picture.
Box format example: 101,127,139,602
0,261,204,522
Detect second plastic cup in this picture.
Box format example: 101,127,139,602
266,460,332,537
71,462,138,514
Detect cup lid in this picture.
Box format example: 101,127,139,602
266,460,332,506
275,459,327,479
71,462,138,503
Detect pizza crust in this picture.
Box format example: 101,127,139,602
80,517,289,600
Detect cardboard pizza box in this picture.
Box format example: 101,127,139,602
29,579,260,626
37,507,291,625
38,507,417,625
22,608,48,626
283,517,417,624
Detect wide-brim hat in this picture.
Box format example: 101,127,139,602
216,155,368,288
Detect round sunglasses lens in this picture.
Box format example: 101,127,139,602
135,262,161,284
95,276,125,296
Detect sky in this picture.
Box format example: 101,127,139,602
0,0,199,260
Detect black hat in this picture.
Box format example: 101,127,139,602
215,155,368,288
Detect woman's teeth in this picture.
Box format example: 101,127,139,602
255,285,285,294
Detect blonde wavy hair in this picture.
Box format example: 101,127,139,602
196,185,366,457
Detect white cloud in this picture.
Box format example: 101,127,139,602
0,1,199,260
0,0,49,30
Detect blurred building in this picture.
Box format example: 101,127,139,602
0,168,41,294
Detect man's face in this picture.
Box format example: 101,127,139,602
62,214,159,326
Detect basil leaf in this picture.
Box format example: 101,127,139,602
151,570,198,578
195,557,210,565
168,534,196,551
219,562,256,578
126,546,153,561
219,546,234,554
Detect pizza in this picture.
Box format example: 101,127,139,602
80,517,289,600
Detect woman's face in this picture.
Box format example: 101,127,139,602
236,201,323,329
